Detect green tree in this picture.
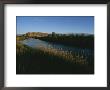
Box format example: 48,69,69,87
52,32,56,37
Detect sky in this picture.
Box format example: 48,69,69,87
16,16,94,34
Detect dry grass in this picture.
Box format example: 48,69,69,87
36,45,88,65
16,43,94,74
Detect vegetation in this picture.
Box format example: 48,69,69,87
16,32,94,74
16,36,26,41
16,43,94,74
37,34,94,49
17,32,94,49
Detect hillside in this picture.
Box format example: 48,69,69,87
25,32,48,37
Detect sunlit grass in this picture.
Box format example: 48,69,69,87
36,45,88,65
17,43,88,65
16,43,94,74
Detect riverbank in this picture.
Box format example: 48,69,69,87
16,43,94,74
17,33,94,49
37,35,94,49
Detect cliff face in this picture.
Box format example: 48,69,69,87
25,32,48,37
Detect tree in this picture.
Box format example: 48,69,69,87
52,32,56,37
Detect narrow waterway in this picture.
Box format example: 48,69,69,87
19,38,94,62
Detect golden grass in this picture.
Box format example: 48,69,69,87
17,43,89,65
36,45,88,65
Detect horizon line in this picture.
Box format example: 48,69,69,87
17,32,94,35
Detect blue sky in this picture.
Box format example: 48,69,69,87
16,16,94,34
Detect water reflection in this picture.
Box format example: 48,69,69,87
19,38,94,62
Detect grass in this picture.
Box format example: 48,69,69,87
16,43,94,74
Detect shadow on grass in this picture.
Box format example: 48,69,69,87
16,43,94,74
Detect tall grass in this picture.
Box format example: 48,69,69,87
36,45,88,65
16,43,94,74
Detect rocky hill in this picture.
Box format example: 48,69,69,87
25,32,48,37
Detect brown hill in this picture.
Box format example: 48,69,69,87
25,32,48,37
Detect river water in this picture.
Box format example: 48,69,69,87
19,38,94,60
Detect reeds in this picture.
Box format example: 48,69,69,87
16,43,94,74
36,45,88,65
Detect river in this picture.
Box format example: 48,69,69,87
19,38,94,61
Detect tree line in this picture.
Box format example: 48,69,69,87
17,32,94,49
